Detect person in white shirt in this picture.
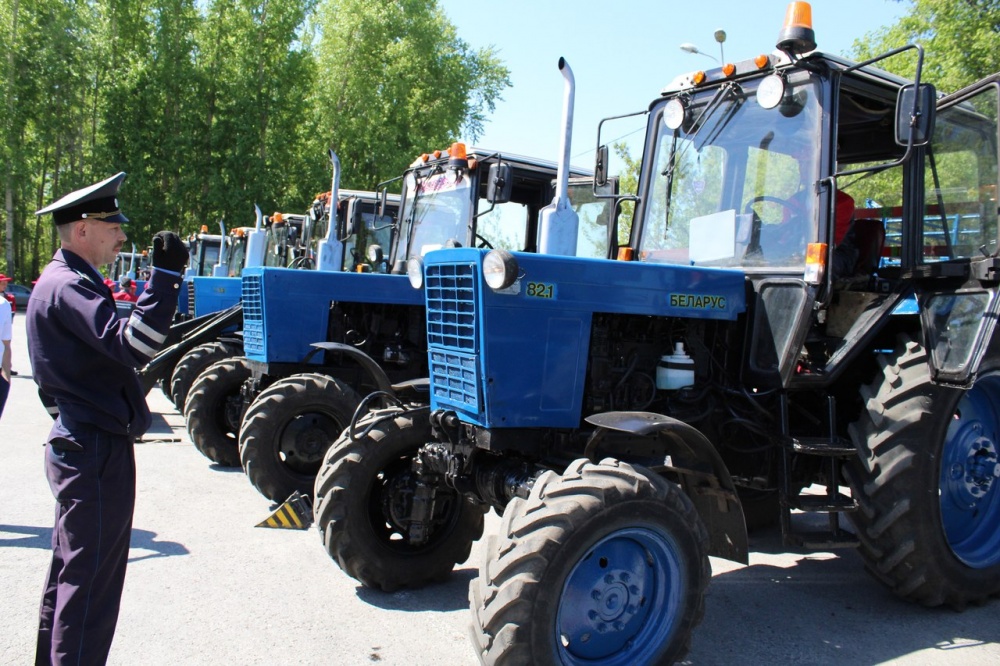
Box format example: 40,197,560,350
0,272,12,418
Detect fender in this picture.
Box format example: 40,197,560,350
303,341,395,394
584,411,749,564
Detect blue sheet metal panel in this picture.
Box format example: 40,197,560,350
177,277,191,316
423,249,747,429
191,276,241,317
502,251,747,320
241,267,424,365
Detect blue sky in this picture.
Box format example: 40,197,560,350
440,0,907,170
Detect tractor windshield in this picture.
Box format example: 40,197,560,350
227,236,247,276
638,70,822,270
402,169,474,260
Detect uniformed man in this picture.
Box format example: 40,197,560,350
27,172,188,665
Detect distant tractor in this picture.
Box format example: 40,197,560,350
236,140,616,503
315,3,1000,664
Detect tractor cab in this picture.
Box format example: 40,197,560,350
609,2,999,390
394,142,616,284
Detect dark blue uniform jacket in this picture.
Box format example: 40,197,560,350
26,249,180,437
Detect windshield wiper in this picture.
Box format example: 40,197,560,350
693,82,745,151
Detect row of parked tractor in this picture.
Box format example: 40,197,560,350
135,3,1000,663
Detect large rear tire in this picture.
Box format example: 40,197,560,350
170,341,240,410
314,407,486,591
845,335,1000,608
240,373,360,502
470,458,710,666
184,357,250,467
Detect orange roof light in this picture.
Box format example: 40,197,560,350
448,142,469,169
616,247,634,261
200,225,209,232
754,54,770,69
273,212,283,223
777,2,816,55
784,1,812,28
722,63,736,77
692,70,707,86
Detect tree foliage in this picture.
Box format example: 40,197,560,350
308,0,510,189
851,0,1000,90
0,0,509,282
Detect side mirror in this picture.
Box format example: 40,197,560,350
378,187,389,219
896,83,936,147
346,199,363,238
487,163,513,204
595,144,609,187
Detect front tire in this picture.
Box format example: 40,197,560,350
170,341,240,410
314,407,486,591
184,357,251,467
471,458,709,665
240,373,360,502
845,335,1000,608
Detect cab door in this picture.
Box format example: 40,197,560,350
917,75,1000,386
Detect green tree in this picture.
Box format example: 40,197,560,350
851,0,1000,90
308,0,510,189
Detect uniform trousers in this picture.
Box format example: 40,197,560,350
36,420,136,666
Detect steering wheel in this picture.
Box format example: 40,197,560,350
475,234,494,249
743,196,805,261
743,195,799,218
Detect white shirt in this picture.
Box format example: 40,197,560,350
0,297,11,342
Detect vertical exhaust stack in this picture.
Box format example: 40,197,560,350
245,204,267,268
127,243,137,280
212,218,229,276
317,150,345,272
538,57,580,257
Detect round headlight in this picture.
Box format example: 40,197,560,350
663,98,687,130
366,244,384,264
757,74,785,110
483,249,518,290
406,257,424,289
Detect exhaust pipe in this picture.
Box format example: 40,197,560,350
538,57,579,257
317,149,345,272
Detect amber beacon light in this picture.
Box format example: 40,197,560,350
776,2,816,55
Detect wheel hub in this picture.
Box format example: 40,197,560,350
587,572,643,629
557,529,681,662
278,412,341,473
945,430,998,508
940,382,1000,568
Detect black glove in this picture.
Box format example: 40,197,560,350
151,230,188,273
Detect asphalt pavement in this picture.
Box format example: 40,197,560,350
1,313,998,665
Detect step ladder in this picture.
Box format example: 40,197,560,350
779,394,860,549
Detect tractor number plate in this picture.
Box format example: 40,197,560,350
526,281,556,299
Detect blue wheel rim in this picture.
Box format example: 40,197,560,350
556,527,684,665
940,374,1000,568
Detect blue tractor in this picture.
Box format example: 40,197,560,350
181,180,397,465
315,3,1000,663
235,138,616,503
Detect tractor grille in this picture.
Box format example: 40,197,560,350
242,274,264,356
425,262,479,411
186,281,196,317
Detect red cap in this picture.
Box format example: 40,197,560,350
0,273,12,282
103,278,116,287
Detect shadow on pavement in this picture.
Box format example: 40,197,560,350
0,524,190,563
354,565,477,613
128,528,190,562
0,523,50,549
